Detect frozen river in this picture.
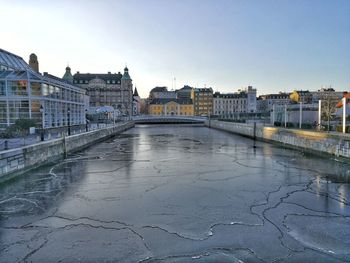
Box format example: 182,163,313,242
1,125,350,262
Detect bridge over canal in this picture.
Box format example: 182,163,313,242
131,115,207,124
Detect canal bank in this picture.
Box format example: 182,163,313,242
207,120,350,159
0,121,134,182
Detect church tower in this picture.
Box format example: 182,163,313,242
29,53,39,72
62,66,73,83
121,66,133,116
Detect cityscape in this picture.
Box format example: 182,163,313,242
0,1,350,262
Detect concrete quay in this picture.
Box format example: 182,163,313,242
0,121,134,182
207,119,350,159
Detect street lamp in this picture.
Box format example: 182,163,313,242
85,109,88,132
105,112,108,127
67,107,71,136
40,105,44,141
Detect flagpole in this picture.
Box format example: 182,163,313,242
299,101,302,129
343,97,346,133
318,100,321,130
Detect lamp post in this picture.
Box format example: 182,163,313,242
85,109,88,132
40,105,44,141
105,112,108,127
67,107,71,136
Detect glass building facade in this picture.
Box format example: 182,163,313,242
0,49,87,129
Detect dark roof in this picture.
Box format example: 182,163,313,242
73,72,123,82
194,87,213,93
178,85,193,91
0,48,32,71
213,92,247,98
258,93,289,99
133,87,139,97
149,98,193,105
151,86,168,93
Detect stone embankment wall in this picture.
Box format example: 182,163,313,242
207,120,350,159
0,122,134,181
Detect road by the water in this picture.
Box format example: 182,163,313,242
1,125,350,262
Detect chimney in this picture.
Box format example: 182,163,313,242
29,53,39,72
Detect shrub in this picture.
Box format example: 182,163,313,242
12,118,36,136
336,125,350,133
274,121,281,127
301,123,312,129
0,128,15,139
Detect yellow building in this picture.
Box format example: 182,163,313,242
193,88,213,116
149,98,194,116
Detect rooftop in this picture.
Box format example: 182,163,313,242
0,48,29,71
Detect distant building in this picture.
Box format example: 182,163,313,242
148,98,194,116
257,92,290,113
310,87,345,103
0,48,87,129
149,86,176,100
176,85,194,99
193,87,213,116
289,90,312,104
140,98,149,115
246,86,257,113
213,86,257,116
132,87,141,116
71,67,133,116
213,92,247,115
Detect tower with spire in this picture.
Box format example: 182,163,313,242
121,66,133,116
133,86,141,115
62,66,73,83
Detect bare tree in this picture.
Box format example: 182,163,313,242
320,95,339,132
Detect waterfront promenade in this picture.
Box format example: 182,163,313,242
0,125,349,262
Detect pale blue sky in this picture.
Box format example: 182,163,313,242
1,0,349,97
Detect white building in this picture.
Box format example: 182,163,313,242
0,49,88,130
213,86,257,116
257,92,290,113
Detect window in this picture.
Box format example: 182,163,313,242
0,81,5,95
9,80,27,96
30,82,41,96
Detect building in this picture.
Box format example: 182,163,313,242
140,98,149,115
213,92,247,116
148,98,194,116
71,67,133,116
176,85,194,99
212,86,257,116
0,49,87,129
132,87,141,116
257,92,290,113
149,86,176,100
289,90,313,104
310,87,345,103
193,87,213,116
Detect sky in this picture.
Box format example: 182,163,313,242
1,0,349,98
